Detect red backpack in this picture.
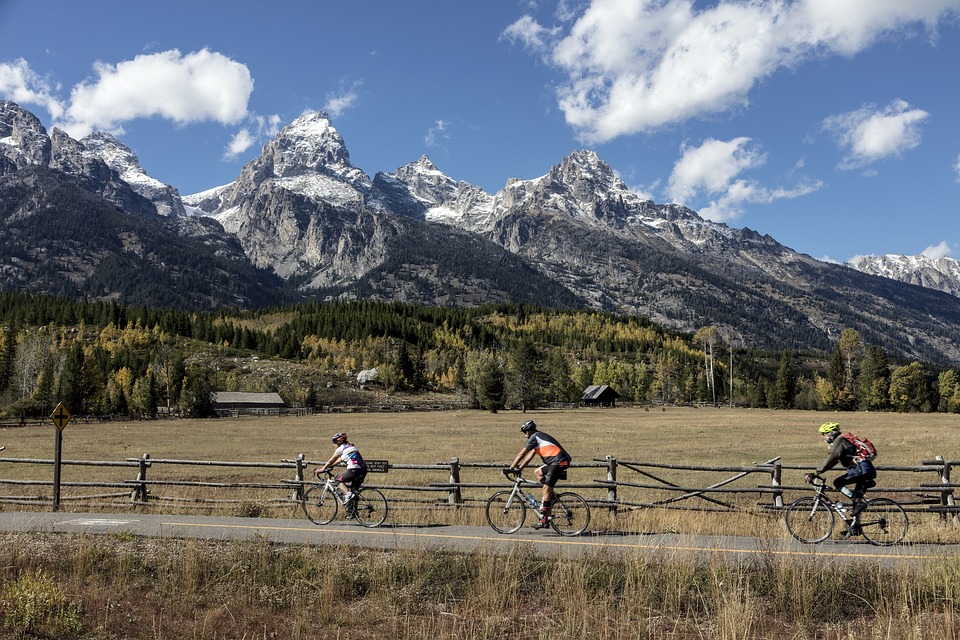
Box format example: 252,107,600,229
841,433,877,463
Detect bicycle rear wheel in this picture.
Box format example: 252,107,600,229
302,484,338,525
859,497,908,546
785,496,835,543
550,492,590,536
354,488,388,527
485,490,526,534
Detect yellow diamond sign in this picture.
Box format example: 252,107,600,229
51,402,72,431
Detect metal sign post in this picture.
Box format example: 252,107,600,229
50,402,72,511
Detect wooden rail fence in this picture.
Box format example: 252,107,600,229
0,454,957,525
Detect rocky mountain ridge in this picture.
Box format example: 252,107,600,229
851,253,960,298
4,100,960,364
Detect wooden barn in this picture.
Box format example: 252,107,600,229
210,392,286,416
580,384,620,407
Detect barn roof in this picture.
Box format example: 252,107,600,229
581,384,620,400
210,392,285,405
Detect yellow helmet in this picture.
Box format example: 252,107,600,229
818,422,841,435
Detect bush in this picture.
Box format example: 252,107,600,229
1,567,83,638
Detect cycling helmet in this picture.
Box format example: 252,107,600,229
818,422,841,435
332,432,348,445
520,420,537,434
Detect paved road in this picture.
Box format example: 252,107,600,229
2,511,956,567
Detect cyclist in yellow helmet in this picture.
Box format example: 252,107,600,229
805,422,877,531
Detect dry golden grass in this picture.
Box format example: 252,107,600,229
2,406,959,539
3,407,960,639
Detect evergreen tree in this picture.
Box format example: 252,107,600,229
506,339,547,411
770,351,796,409
857,344,891,411
179,368,213,418
0,326,15,395
58,341,87,415
477,358,505,413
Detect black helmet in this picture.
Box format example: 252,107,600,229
520,420,537,434
332,432,348,445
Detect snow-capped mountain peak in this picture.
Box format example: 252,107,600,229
80,131,185,217
850,253,960,297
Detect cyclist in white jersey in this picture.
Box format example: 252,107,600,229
316,432,368,514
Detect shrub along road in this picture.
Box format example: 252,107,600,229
0,511,955,567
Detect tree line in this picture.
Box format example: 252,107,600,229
0,292,953,419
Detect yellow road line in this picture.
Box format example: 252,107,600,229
161,521,945,561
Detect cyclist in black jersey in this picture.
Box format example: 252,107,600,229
503,420,572,529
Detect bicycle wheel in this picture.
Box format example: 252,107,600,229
354,488,388,527
302,484,338,525
785,496,835,543
859,497,908,546
485,490,527,534
550,492,591,536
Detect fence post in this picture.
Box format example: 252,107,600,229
605,455,618,509
448,457,462,507
770,460,783,508
936,455,957,527
293,453,306,501
131,453,150,503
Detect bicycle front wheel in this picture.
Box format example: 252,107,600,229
859,497,908,546
550,492,591,536
485,490,526,534
785,496,835,543
354,488,388,527
302,484,338,525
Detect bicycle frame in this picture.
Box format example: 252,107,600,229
301,470,388,527
785,473,908,545
485,470,591,536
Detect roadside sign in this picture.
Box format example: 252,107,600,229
51,402,72,432
366,459,389,473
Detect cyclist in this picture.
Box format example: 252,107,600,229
804,421,876,531
315,432,367,516
503,420,572,529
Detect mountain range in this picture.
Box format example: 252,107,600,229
3,99,960,365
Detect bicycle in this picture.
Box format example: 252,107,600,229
484,469,590,536
301,470,388,527
785,473,908,546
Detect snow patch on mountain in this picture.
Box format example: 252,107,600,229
850,253,960,298
81,131,185,217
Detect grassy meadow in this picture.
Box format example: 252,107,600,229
2,406,960,536
3,407,960,638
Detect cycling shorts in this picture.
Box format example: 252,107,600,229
337,468,367,489
539,463,568,488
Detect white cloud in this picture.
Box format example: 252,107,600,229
425,119,451,150
667,137,766,204
506,0,960,143
501,15,560,56
954,154,960,182
666,137,822,221
224,129,255,159
55,48,253,138
822,99,929,170
0,58,65,118
921,241,953,259
223,113,281,161
323,80,362,119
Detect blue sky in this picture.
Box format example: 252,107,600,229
2,0,959,264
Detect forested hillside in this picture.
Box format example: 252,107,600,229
0,292,955,420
